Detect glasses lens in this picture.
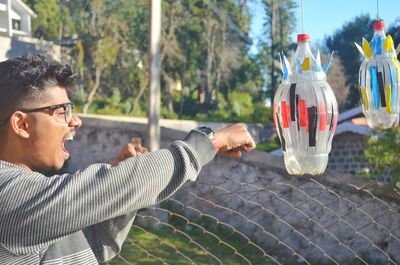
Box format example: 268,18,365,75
65,104,72,123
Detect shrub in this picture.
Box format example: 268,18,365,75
364,129,400,189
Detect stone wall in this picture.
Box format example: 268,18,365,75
67,114,274,172
66,115,400,264
75,113,276,144
328,133,367,176
327,132,392,183
66,116,187,173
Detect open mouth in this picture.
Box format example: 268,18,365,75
61,135,74,159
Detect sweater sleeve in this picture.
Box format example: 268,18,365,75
0,130,215,255
82,212,137,263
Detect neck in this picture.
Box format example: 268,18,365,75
0,132,33,171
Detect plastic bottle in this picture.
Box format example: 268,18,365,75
357,20,400,129
273,34,339,175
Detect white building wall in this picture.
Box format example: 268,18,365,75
11,0,29,36
0,0,7,12
0,5,9,34
20,13,29,33
0,1,59,62
0,0,35,37
0,35,11,61
0,0,9,35
7,0,11,36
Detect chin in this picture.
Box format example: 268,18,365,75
39,161,68,177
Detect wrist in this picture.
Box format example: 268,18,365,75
210,136,220,152
196,126,220,152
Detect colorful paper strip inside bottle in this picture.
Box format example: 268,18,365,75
273,33,339,176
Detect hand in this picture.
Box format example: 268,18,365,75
110,138,148,166
214,123,256,158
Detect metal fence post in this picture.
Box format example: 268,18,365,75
148,0,161,151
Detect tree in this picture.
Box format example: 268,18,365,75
323,54,350,110
164,0,253,115
261,0,297,105
29,0,61,40
227,54,264,99
187,0,249,108
160,0,185,113
325,15,373,110
69,0,127,114
57,1,75,39
108,0,149,115
387,18,400,55
55,0,266,122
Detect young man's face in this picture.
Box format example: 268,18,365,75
25,86,82,171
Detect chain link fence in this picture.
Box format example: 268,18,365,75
105,154,400,265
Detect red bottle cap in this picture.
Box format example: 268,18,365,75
297,33,310,43
373,20,385,31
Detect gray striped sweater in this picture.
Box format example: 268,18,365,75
0,130,215,265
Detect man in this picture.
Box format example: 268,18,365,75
0,55,256,265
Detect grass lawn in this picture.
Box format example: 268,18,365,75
255,138,281,152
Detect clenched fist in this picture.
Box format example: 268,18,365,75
215,123,256,157
110,138,148,166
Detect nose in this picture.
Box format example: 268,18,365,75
68,114,82,129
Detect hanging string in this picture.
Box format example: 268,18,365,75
301,0,304,33
376,0,380,21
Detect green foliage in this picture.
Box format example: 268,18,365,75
364,129,400,189
77,89,132,116
93,37,120,69
34,0,265,122
26,0,399,127
387,20,400,48
260,0,298,104
263,0,297,48
30,0,61,40
256,137,280,152
161,106,179,120
252,103,272,124
226,55,265,99
228,91,254,119
188,91,272,124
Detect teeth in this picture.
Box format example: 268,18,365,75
66,136,74,141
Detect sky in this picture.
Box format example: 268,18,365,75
248,0,400,54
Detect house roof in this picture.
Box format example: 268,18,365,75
335,106,372,136
10,8,21,20
338,106,363,123
14,0,37,18
335,121,373,136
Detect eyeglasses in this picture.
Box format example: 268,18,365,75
0,103,73,126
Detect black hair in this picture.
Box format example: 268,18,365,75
0,54,77,121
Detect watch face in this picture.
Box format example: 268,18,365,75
198,126,214,137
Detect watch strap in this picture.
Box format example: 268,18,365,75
196,126,219,152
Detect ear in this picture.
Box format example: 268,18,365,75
9,111,30,139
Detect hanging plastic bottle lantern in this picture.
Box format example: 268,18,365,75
273,34,339,175
355,20,400,129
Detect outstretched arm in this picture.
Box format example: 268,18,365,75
83,124,256,262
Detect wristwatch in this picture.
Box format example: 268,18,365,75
196,126,219,152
